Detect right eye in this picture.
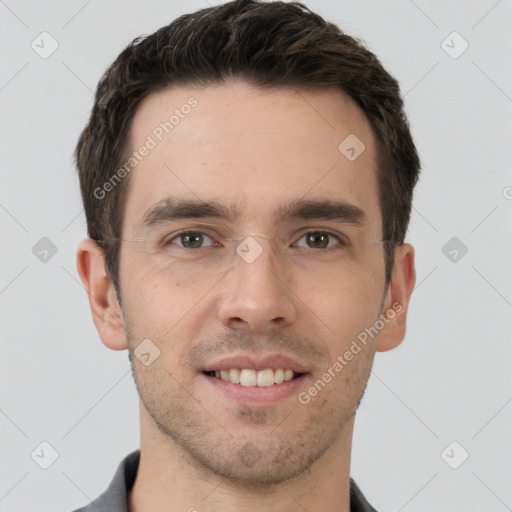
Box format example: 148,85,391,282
164,231,216,249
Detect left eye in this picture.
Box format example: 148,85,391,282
295,231,345,249
167,232,215,249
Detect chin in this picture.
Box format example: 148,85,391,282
185,435,331,486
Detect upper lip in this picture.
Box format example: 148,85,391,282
202,354,311,374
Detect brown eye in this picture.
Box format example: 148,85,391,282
306,232,329,248
182,233,203,248
295,231,345,249
168,232,214,249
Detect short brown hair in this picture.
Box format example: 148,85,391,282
75,0,420,297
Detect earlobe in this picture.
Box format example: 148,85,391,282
76,238,128,351
376,243,416,352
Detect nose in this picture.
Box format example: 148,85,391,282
216,237,297,333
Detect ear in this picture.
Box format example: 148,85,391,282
376,243,416,352
76,238,128,351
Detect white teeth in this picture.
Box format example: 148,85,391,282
211,368,299,386
229,368,240,384
257,369,275,387
239,369,257,386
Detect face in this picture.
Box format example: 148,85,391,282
118,79,389,483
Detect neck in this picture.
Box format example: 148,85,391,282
128,402,355,512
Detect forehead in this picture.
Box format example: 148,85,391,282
122,79,381,236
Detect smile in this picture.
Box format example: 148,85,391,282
204,368,303,387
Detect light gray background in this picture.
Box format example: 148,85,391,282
1,1,511,511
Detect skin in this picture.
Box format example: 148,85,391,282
77,79,415,512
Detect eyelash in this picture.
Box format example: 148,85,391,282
162,230,349,251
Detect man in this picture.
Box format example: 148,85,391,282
73,1,419,510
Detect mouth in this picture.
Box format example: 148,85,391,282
200,354,311,406
203,368,304,387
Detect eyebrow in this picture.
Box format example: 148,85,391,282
139,197,368,231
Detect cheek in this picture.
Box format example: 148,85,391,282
121,260,205,338
297,262,384,347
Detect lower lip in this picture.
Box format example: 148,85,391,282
201,373,309,407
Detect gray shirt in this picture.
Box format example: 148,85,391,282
71,449,378,512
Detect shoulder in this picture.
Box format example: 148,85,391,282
350,478,379,512
69,449,140,512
